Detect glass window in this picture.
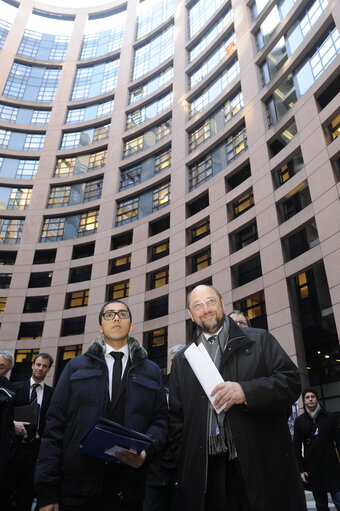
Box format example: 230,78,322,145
232,191,254,218
107,280,130,299
132,25,174,80
0,187,32,210
66,290,89,308
60,124,110,150
78,210,98,237
3,63,61,102
191,248,211,273
123,119,171,158
137,0,174,39
0,218,24,244
149,267,169,289
189,34,236,89
188,0,224,38
0,272,12,289
150,240,169,261
190,219,210,244
54,150,107,178
189,8,233,62
129,66,173,104
71,59,119,101
126,90,173,129
109,255,131,274
66,99,113,124
17,29,70,62
189,60,240,117
152,182,170,211
116,198,139,226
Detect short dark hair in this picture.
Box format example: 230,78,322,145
98,300,132,324
229,310,251,327
33,353,54,368
186,284,222,309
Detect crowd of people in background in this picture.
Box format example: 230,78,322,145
0,284,339,511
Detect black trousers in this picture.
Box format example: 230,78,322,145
205,455,250,511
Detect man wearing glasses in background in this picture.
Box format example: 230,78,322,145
35,300,167,511
229,310,250,328
169,284,306,511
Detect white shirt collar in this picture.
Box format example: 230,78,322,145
30,376,44,389
104,342,129,359
202,326,223,341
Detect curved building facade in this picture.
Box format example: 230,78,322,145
0,0,339,411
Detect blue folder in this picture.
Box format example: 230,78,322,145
80,417,154,463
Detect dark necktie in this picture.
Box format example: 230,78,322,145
110,352,124,402
208,335,217,344
30,383,40,404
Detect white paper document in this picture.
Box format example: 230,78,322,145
184,343,225,414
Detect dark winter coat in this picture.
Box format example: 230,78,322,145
169,317,306,511
34,334,168,508
0,376,16,491
293,406,340,492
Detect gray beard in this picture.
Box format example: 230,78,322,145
200,315,224,334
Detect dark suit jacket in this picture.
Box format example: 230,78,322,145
13,380,53,459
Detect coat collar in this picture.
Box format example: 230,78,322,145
86,333,148,364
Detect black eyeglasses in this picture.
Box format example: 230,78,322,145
102,310,130,321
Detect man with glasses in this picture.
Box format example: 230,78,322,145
35,300,167,511
229,310,250,328
169,284,306,511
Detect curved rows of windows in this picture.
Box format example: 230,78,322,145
188,0,224,39
60,123,110,150
66,99,113,125
40,209,98,242
123,118,171,158
47,178,102,208
0,129,45,151
129,66,173,105
0,158,39,179
126,90,172,130
120,147,171,190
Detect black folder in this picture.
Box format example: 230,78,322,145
80,417,154,463
14,403,40,425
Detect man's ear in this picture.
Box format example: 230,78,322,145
221,299,226,313
188,309,194,322
98,324,103,335
129,322,134,334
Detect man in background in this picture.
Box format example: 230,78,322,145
229,310,250,328
294,387,340,511
12,352,54,511
0,350,16,510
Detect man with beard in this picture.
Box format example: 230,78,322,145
168,284,306,511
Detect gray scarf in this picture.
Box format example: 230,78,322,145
201,318,237,459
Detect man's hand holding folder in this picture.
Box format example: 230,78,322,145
80,418,154,467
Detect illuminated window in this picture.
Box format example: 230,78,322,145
66,290,89,308
191,248,211,273
78,210,98,237
2,188,32,210
0,297,7,313
234,291,267,329
155,149,171,172
150,240,169,261
107,280,130,300
116,198,139,226
54,344,82,383
149,267,169,289
153,183,170,211
11,348,40,381
232,191,254,218
0,218,24,244
54,150,107,178
328,113,340,142
297,272,309,299
190,219,210,244
146,327,168,372
109,255,131,274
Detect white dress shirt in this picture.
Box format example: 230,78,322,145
104,343,129,400
30,376,45,405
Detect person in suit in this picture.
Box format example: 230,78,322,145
12,352,54,511
0,350,16,511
